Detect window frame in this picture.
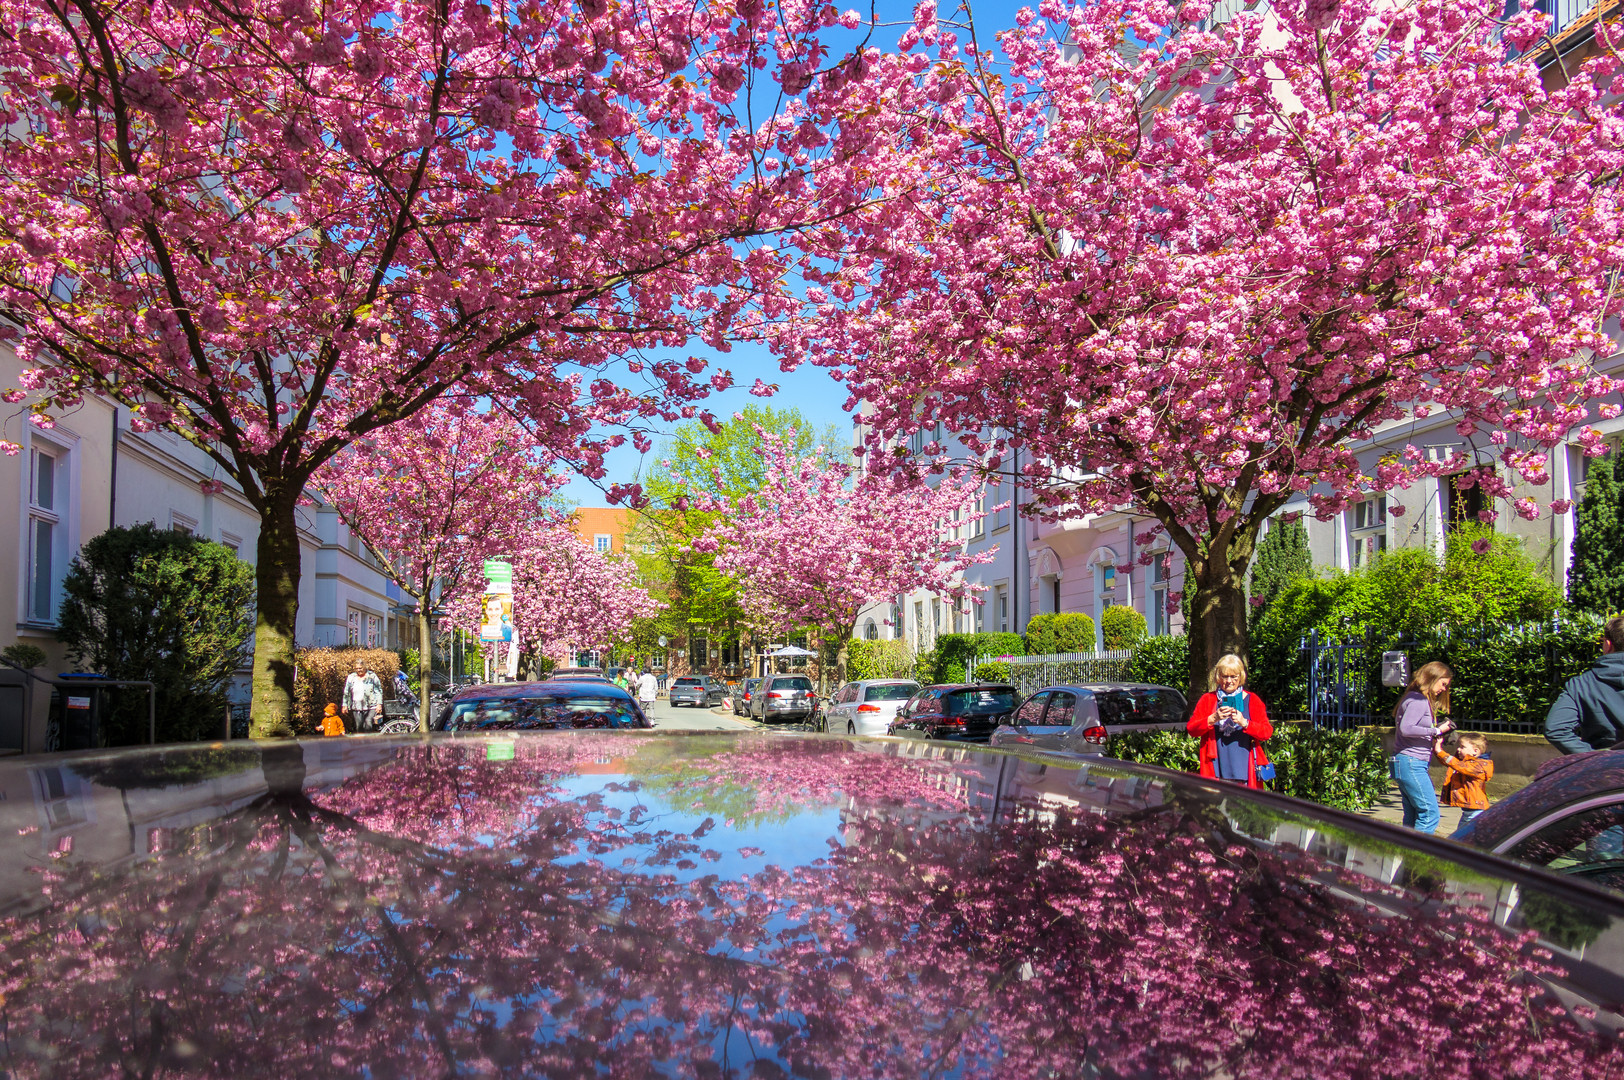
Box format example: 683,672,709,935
19,430,78,628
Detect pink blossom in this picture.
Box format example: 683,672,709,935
1551,499,1573,515
1470,538,1491,556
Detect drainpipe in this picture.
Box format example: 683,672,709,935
108,408,118,528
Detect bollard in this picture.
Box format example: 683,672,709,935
224,704,232,741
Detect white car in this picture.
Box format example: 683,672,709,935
822,679,921,735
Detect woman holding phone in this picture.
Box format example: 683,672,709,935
1187,654,1274,789
1391,661,1456,833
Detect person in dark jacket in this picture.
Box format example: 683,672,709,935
1546,616,1624,754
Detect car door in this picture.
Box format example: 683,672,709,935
829,683,858,728
1028,692,1075,751
891,691,925,734
994,692,1051,746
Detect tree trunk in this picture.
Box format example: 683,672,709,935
1182,526,1262,697
834,632,850,691
249,493,303,737
418,608,433,732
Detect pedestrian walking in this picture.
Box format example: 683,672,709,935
352,666,384,731
1186,654,1274,789
1434,730,1493,837
1545,615,1624,754
1392,661,1456,834
342,662,368,733
637,669,658,709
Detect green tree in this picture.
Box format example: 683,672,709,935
1569,453,1624,616
1052,612,1096,652
1249,516,1312,629
1024,613,1057,655
57,524,255,745
634,406,842,664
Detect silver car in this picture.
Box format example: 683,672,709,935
821,679,921,735
991,683,1188,754
750,674,816,723
669,676,726,708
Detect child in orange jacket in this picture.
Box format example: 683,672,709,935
1434,730,1492,833
321,702,346,737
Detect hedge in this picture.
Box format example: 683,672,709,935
1024,614,1057,655
976,660,1012,683
846,638,916,682
1053,612,1095,652
1101,605,1148,650
929,632,1025,683
293,647,401,735
1127,635,1189,695
1106,723,1390,812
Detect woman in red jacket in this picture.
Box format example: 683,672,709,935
1186,653,1273,789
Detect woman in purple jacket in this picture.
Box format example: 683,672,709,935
1391,661,1456,833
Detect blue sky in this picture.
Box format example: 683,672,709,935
558,0,1037,506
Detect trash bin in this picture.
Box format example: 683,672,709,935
50,684,113,751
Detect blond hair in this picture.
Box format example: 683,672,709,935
1455,731,1488,754
1212,653,1247,687
1393,660,1453,720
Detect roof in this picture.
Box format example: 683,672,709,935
2,733,1621,1074
450,679,634,701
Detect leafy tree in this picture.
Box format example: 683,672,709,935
1250,517,1312,629
57,524,254,744
1569,453,1624,616
1024,614,1057,656
1101,606,1147,651
633,406,843,664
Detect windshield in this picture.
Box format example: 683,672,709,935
774,677,814,691
1095,688,1188,725
446,696,643,730
944,688,1018,716
864,683,918,701
673,678,702,686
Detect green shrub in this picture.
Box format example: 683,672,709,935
1128,635,1189,694
1101,605,1147,650
1052,612,1096,652
1024,613,1057,655
56,524,254,745
846,638,915,681
1,643,47,670
932,632,1026,683
976,660,1012,683
1106,723,1390,812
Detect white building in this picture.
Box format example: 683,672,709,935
1,342,403,754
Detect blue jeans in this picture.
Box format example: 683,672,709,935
1449,808,1483,839
1392,755,1440,834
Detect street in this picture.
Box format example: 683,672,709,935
643,692,822,734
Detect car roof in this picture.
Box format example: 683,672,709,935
450,680,635,700
1030,683,1185,694
9,735,1624,1072
1467,748,1624,850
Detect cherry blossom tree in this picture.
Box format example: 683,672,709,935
0,0,910,732
316,401,564,727
694,428,992,687
443,520,658,672
775,0,1624,690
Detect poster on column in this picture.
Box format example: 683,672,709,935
479,593,513,643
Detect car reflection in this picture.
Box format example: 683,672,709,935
0,735,1620,1078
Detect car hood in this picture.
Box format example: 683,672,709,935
2,734,1623,1078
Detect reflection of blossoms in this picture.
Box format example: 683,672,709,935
1,738,1620,1078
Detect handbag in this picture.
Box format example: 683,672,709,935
1255,761,1276,783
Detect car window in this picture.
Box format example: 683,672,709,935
1013,693,1050,725
775,677,814,691
863,683,918,702
838,684,859,704
446,696,644,730
674,678,701,687
1095,688,1188,725
944,688,1019,716
1505,800,1624,890
1045,691,1078,726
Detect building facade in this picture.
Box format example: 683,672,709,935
1,343,401,754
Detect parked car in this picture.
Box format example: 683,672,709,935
732,678,762,717
7,735,1622,1076
991,682,1189,753
669,675,727,708
750,674,817,723
1457,747,1624,894
889,683,1021,742
821,679,921,735
434,679,652,731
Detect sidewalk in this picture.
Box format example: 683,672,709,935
1359,784,1474,835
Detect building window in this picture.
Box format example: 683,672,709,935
688,635,707,670
932,598,942,639
348,610,361,645
170,511,197,536
1442,474,1487,536
219,532,242,556
366,614,381,648
25,443,67,624
1349,495,1387,568
1150,553,1171,637
594,533,612,554
991,476,1009,531
973,598,985,633
995,585,1009,633
914,601,925,649
970,490,985,539
864,618,879,640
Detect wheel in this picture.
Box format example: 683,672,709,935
378,718,419,735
